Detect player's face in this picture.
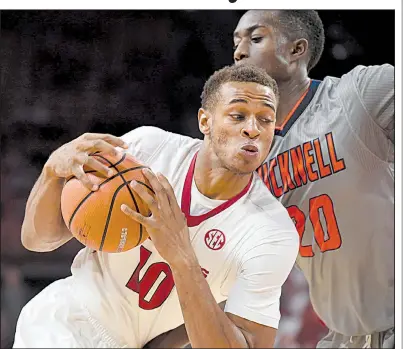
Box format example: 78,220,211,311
209,81,276,175
233,11,292,81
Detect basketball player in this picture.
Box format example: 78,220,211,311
13,64,300,348
147,10,395,349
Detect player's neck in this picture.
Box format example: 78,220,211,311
275,77,311,127
193,147,252,201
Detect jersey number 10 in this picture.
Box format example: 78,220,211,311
287,193,342,257
126,246,175,310
126,245,209,310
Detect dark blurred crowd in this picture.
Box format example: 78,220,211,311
1,10,394,348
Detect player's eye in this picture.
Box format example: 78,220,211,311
230,114,245,121
251,36,262,43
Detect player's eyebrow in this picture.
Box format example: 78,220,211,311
229,98,248,105
229,98,276,111
233,25,266,38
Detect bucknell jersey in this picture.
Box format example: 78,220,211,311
69,126,299,347
256,64,394,336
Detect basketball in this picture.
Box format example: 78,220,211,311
60,151,154,253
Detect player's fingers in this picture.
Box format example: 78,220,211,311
103,135,129,149
142,169,170,213
142,169,163,191
79,140,120,157
130,180,159,214
72,165,98,191
81,133,129,149
157,172,181,212
85,157,114,178
121,204,153,227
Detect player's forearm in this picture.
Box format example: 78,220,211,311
21,167,72,252
143,325,189,348
171,256,249,348
144,301,227,348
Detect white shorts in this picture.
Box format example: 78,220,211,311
13,278,128,348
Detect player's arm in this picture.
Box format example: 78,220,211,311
143,301,227,348
143,324,189,349
21,170,74,252
21,133,128,252
124,171,298,348
355,64,395,143
171,227,299,348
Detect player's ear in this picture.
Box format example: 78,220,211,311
198,108,212,135
290,38,308,63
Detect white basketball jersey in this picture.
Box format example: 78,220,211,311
69,127,299,347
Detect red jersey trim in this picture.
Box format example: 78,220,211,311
181,152,253,227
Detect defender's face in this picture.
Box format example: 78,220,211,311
233,10,291,81
210,81,277,175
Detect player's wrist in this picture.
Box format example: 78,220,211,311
169,248,200,273
41,163,66,187
42,159,60,179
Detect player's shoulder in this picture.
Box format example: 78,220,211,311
313,63,394,109
121,126,201,158
345,63,394,81
241,175,298,239
322,63,394,91
120,126,179,144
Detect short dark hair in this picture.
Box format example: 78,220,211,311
274,10,325,72
201,64,279,111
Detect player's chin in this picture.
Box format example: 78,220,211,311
230,156,261,175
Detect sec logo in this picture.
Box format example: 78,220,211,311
204,229,226,250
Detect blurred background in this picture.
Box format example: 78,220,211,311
1,10,395,348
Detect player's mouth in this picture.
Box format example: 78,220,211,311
240,144,259,157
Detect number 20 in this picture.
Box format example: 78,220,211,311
287,194,342,257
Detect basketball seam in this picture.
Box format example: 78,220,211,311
99,181,130,251
95,154,145,247
92,153,127,168
122,180,154,247
92,154,156,251
92,154,148,248
98,180,154,251
68,166,149,230
65,153,127,185
132,181,154,194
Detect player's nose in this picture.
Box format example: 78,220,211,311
242,118,260,139
234,41,249,63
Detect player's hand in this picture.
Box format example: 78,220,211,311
44,133,129,191
121,169,197,268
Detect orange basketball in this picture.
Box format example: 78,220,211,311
60,151,154,253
